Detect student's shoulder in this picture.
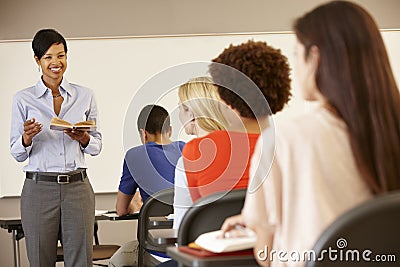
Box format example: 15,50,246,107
184,131,225,147
125,145,147,157
176,141,186,150
275,107,342,144
275,113,317,142
182,136,205,157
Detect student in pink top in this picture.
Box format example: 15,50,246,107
221,1,400,266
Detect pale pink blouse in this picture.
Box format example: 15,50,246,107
242,105,372,267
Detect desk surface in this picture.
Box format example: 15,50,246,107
0,217,24,231
167,246,258,267
0,212,138,232
149,216,173,228
149,228,177,245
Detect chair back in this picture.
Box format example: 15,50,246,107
305,190,400,267
177,189,246,246
137,188,174,266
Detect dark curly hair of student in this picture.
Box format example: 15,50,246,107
209,40,291,118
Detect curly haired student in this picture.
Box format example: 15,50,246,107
182,40,291,203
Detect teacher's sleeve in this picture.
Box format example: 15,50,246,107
10,94,31,162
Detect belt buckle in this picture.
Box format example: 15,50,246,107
57,174,70,184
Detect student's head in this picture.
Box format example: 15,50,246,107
137,105,171,144
294,1,400,193
178,77,228,136
32,29,68,80
209,40,291,119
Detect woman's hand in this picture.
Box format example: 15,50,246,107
22,118,42,147
64,129,90,147
220,214,246,238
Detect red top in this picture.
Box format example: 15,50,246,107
182,130,260,202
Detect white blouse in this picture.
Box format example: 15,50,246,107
173,157,194,229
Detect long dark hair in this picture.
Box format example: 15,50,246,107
294,1,400,193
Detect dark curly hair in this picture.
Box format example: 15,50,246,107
209,40,291,118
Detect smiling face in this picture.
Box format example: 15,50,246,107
35,43,67,86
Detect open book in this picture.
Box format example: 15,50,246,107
50,117,96,131
194,228,256,253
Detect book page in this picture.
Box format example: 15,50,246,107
50,118,96,131
194,229,256,253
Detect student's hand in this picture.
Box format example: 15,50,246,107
128,191,143,213
22,118,42,147
64,129,90,147
220,214,246,238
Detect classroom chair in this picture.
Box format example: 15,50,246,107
305,190,400,267
137,187,175,267
177,189,247,245
166,189,258,266
56,220,120,266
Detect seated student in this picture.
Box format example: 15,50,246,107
109,104,185,267
221,2,400,267
158,40,291,267
182,40,291,202
173,77,229,229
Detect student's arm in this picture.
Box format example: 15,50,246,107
173,158,193,229
116,191,133,216
243,134,279,267
116,158,139,216
182,140,202,201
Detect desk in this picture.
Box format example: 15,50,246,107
167,246,258,267
0,217,24,267
149,228,177,245
0,212,138,267
149,216,173,228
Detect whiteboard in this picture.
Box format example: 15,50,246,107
1,31,399,197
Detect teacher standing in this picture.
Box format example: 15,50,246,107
10,29,102,267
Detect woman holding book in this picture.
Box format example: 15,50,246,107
10,29,102,267
221,2,400,266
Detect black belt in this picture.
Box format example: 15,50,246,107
26,170,87,184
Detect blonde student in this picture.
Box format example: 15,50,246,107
221,1,400,266
174,77,229,229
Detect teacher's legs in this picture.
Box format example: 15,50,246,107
21,179,61,267
61,178,95,267
21,177,95,267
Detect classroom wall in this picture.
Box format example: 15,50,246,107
1,0,400,41
1,1,400,267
